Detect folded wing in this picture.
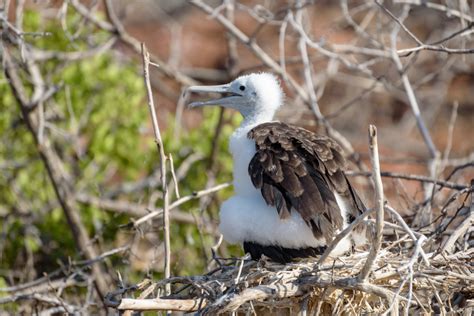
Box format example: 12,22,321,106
248,122,365,242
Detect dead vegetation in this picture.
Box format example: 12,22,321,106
1,0,473,314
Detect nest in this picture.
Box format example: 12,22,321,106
106,204,473,315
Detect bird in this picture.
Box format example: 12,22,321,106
187,72,367,264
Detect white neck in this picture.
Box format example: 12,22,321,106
239,109,275,131
228,110,275,196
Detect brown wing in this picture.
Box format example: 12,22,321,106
248,122,365,242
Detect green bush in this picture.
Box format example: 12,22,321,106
0,9,240,290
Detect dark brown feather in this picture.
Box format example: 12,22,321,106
248,122,364,242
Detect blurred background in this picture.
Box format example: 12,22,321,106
1,0,473,313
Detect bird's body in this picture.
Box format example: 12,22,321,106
188,73,366,263
220,121,334,249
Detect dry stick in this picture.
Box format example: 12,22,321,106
287,11,373,75
442,213,474,253
383,232,426,316
388,14,437,159
442,102,459,167
0,246,128,298
441,180,474,253
75,193,202,224
69,0,114,31
397,45,474,56
358,125,384,282
340,0,383,49
133,182,231,227
69,0,197,86
104,152,202,198
141,43,171,297
385,4,440,230
102,0,196,86
375,0,423,46
117,297,205,312
318,208,374,265
278,15,289,83
295,0,323,120
189,0,308,102
225,0,239,76
0,293,80,312
168,154,181,199
345,170,467,190
377,2,474,55
385,205,429,265
0,276,80,297
395,0,474,23
284,10,365,156
29,36,117,62
201,110,227,269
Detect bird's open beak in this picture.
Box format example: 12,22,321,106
187,83,241,108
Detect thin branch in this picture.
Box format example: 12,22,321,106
133,182,231,227
168,154,181,199
116,297,205,312
440,181,474,253
141,43,171,296
388,9,438,158
29,36,117,61
385,205,430,265
345,170,468,190
189,0,309,102
295,0,323,120
358,125,384,282
318,208,374,265
375,0,423,45
69,0,115,32
0,293,80,312
395,0,474,23
102,0,197,86
75,193,198,224
442,102,459,166
397,45,474,56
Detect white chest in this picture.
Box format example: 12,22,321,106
228,126,260,196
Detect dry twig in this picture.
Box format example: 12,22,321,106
358,125,384,282
141,43,171,296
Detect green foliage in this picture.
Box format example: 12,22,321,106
0,9,147,276
0,8,240,290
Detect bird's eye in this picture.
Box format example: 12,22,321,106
239,85,246,91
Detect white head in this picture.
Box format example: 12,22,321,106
187,73,283,121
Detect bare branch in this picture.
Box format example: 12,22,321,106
346,170,468,190
358,125,384,282
440,180,474,253
133,182,231,227
141,43,171,296
116,297,205,312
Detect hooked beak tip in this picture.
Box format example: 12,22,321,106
185,83,240,109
